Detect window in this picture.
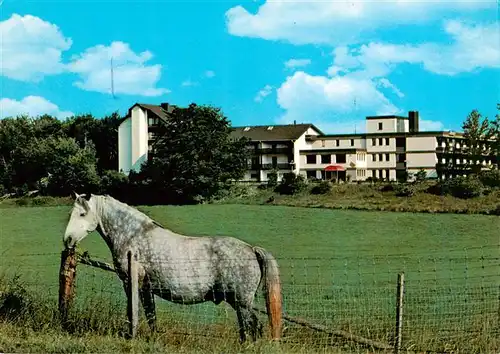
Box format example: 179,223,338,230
336,139,340,147
372,138,376,146
385,138,390,145
386,169,390,180
321,140,325,147
379,138,383,145
250,173,258,179
148,132,154,140
373,154,377,162
272,156,278,167
357,153,365,161
378,122,383,131
336,154,346,163
357,169,366,177
306,155,317,164
385,154,390,161
350,139,355,146
397,154,405,163
321,154,331,164
379,154,383,161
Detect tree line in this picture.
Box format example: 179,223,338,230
0,103,498,205
0,104,250,205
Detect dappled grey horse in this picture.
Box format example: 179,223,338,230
63,193,282,342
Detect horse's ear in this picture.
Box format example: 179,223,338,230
73,191,80,200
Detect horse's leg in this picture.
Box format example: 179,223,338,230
242,306,263,341
227,294,247,343
230,303,262,342
139,279,157,332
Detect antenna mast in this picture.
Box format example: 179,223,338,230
353,97,357,134
110,57,116,99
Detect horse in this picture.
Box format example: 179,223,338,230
62,193,282,342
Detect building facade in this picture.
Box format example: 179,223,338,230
118,103,495,181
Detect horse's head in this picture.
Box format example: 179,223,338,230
63,192,99,249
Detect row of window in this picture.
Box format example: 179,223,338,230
320,139,356,147
372,137,390,146
306,152,393,164
319,138,392,148
306,154,347,164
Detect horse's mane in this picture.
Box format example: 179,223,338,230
97,194,165,230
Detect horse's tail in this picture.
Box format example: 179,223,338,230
254,246,282,340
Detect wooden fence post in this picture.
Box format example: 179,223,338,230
127,250,139,339
58,247,77,326
394,272,405,354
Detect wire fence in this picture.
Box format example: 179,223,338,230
1,245,499,353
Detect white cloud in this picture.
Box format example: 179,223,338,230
226,1,495,45
276,71,400,125
67,41,169,97
0,15,168,96
377,78,404,98
254,84,274,102
0,96,74,119
0,14,72,81
284,58,311,70
204,70,216,78
328,21,500,77
272,20,496,132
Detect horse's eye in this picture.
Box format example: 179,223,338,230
80,212,86,217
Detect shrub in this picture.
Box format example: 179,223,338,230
490,204,500,215
394,184,416,197
426,182,444,196
380,183,395,192
100,170,129,197
477,170,500,188
442,176,484,199
275,173,307,195
415,169,427,182
14,197,29,207
267,170,278,189
30,196,53,206
311,181,332,195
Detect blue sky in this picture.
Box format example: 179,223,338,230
1,0,499,133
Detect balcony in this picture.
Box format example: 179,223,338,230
257,147,292,154
262,163,293,170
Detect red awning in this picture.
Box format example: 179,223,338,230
325,165,344,172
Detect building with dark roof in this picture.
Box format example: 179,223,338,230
118,103,495,181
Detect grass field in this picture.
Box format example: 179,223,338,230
1,204,499,353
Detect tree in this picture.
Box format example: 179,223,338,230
63,113,120,173
462,109,492,174
43,137,101,196
138,103,250,204
489,104,500,169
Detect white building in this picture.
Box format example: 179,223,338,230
118,103,495,181
118,103,175,174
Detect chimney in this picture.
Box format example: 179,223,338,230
409,111,419,133
160,102,170,111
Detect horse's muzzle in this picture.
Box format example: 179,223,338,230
64,236,75,249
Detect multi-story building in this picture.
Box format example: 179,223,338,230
230,124,323,181
118,102,176,174
118,103,496,181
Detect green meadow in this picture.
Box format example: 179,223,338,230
0,204,499,353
